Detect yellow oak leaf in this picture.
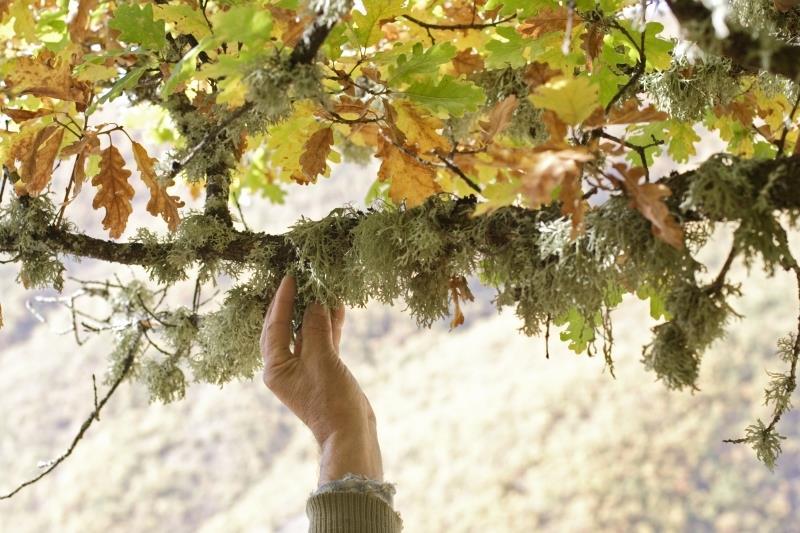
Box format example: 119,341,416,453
298,127,335,184
392,99,450,154
5,51,91,108
132,141,184,231
529,75,600,125
377,139,441,207
92,145,135,239
19,125,64,196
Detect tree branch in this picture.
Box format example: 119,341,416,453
666,0,800,81
2,156,800,270
0,328,143,500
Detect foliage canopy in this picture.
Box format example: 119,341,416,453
2,0,800,492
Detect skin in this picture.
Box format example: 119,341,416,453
260,275,383,486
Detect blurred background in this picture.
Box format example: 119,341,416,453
2,104,800,533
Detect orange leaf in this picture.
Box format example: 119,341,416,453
623,171,684,249
377,138,441,207
1,107,53,123
452,48,485,76
92,145,134,239
606,99,669,124
298,127,334,184
523,62,562,89
448,276,474,329
19,125,64,196
517,7,577,38
68,0,97,43
519,148,592,208
132,142,184,232
481,95,518,143
559,172,585,239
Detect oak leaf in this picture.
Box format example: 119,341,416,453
448,276,474,329
621,167,684,249
62,131,100,196
1,107,53,123
377,138,441,207
393,99,450,154
606,98,669,124
517,8,577,38
19,125,64,196
92,145,135,239
452,48,485,76
518,148,593,208
480,95,518,143
530,76,600,125
132,141,184,231
68,0,97,43
298,127,335,184
523,62,561,89
5,51,91,108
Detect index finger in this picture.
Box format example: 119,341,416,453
261,275,296,362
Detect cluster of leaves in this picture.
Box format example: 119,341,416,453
2,0,800,478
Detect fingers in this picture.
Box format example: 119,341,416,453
330,304,345,348
261,275,296,365
301,302,335,355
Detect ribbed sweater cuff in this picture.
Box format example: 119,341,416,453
306,492,403,533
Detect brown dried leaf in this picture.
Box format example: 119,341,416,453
298,127,334,184
622,169,684,249
448,275,474,329
1,107,53,123
377,138,441,207
559,172,585,239
20,125,64,196
517,147,593,208
452,48,485,76
92,145,134,239
68,0,97,43
132,141,184,232
523,62,562,89
606,98,669,124
774,0,800,12
517,7,578,38
581,24,604,65
481,95,518,143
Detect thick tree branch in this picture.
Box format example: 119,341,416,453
666,0,800,81
2,156,800,270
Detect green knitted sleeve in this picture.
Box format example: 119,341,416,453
306,491,403,533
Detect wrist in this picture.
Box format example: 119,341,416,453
318,422,383,486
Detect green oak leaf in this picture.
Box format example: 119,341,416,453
404,75,486,116
385,42,457,86
109,3,167,51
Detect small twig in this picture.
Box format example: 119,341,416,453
402,13,514,31
231,191,251,232
706,242,738,294
777,90,800,156
91,375,99,421
605,21,647,113
596,130,662,181
544,314,551,359
0,329,142,500
437,155,481,193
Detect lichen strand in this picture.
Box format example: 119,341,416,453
640,58,740,122
0,197,66,290
192,284,268,385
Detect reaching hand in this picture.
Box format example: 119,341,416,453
260,275,383,485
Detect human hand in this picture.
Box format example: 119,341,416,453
260,275,383,485
774,0,800,12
